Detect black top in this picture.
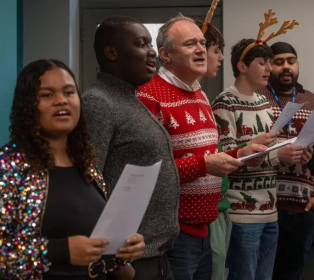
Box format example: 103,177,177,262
309,155,314,177
42,166,106,277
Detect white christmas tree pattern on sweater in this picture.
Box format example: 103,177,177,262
199,109,207,123
168,114,180,129
185,111,196,125
207,110,216,125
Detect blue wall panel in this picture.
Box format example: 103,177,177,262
0,0,21,146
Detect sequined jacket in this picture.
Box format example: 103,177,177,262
0,143,107,279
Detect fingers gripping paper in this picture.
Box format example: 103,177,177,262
91,161,162,254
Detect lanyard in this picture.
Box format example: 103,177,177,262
269,85,296,137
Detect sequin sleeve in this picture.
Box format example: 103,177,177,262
103,256,129,272
0,152,50,279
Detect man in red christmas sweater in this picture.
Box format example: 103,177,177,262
137,15,267,280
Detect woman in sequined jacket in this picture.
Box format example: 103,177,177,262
0,59,145,280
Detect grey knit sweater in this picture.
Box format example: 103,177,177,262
82,72,180,258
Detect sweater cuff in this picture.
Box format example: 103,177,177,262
47,238,70,264
227,146,243,159
267,149,280,166
196,155,207,176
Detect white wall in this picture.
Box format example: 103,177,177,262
23,0,80,83
223,0,314,90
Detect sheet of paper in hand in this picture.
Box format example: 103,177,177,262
270,102,305,132
91,161,162,254
293,110,314,146
239,138,297,162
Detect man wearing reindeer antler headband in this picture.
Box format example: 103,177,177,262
201,5,275,280
212,9,312,280
196,3,229,280
137,8,269,280
257,42,314,280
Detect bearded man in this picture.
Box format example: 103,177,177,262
257,41,314,280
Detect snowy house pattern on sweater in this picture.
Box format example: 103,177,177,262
212,86,279,223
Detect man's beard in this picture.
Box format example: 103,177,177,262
269,70,299,92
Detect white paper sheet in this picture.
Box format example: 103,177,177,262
294,110,314,146
90,161,162,254
270,102,305,132
239,137,297,162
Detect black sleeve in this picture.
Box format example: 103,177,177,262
47,238,70,263
308,149,314,177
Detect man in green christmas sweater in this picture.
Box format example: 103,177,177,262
212,37,310,280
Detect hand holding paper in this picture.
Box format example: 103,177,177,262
239,102,314,162
239,137,297,162
277,140,309,164
248,131,279,147
300,146,313,165
115,233,145,261
90,161,162,255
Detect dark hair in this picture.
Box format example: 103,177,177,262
270,41,297,58
9,59,95,181
94,16,142,72
196,21,225,49
231,38,273,78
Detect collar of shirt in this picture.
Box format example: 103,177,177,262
158,66,201,92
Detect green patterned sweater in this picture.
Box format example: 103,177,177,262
218,142,230,212
212,86,280,223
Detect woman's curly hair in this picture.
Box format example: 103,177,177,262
9,59,96,181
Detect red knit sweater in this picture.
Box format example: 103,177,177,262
137,75,239,237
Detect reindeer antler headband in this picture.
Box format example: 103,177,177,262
239,9,299,61
201,0,221,34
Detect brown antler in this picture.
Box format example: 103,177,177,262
204,0,221,23
256,9,278,40
264,20,299,42
239,10,299,62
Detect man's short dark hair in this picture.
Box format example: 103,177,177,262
270,41,297,57
94,16,142,71
231,39,274,78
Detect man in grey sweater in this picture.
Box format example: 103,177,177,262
82,16,180,280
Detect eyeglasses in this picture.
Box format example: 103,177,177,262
271,57,298,66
